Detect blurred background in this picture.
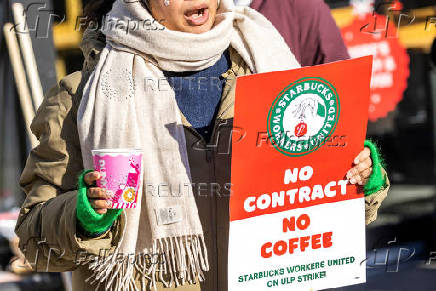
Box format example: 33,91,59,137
1,0,436,290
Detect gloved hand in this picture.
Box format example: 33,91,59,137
76,170,123,236
346,140,387,196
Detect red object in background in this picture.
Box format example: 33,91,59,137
391,0,403,11
341,13,409,121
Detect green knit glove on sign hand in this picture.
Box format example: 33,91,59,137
363,140,387,197
76,170,122,236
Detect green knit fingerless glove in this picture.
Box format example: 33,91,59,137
76,170,123,236
363,140,387,197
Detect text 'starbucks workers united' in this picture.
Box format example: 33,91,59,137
267,77,340,156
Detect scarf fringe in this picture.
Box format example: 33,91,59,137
81,234,209,290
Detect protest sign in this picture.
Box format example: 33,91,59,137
229,56,373,290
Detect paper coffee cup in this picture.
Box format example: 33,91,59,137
92,149,143,209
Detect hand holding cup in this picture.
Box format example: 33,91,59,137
84,171,113,214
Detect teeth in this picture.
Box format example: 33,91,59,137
191,9,204,19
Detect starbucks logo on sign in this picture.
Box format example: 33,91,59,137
267,77,340,157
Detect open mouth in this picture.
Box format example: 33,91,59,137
184,5,210,26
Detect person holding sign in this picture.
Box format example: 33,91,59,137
15,1,389,291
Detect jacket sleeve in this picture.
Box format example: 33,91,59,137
15,72,124,272
364,168,389,225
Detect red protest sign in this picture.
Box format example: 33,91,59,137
228,56,372,291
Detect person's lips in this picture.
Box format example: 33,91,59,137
184,4,210,26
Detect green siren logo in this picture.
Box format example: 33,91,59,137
267,77,340,157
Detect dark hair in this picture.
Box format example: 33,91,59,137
83,0,150,27
83,0,117,27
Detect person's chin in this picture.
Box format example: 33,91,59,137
188,23,213,34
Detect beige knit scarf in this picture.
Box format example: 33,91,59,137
77,0,300,290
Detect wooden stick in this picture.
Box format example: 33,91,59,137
12,2,44,111
3,23,38,148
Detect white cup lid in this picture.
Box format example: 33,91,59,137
92,148,143,155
